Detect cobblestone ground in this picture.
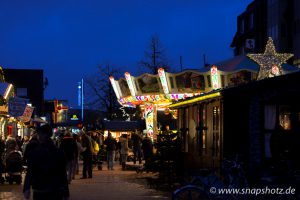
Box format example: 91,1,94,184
0,162,171,200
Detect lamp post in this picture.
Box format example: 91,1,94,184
78,79,84,123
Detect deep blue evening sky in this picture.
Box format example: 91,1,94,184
0,0,253,107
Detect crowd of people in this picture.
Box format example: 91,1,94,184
0,125,154,200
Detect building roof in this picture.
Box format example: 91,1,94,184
214,55,297,72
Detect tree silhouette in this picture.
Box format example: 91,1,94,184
139,34,170,74
85,64,121,120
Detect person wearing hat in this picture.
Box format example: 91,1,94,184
23,124,69,200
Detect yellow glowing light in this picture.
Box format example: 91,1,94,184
4,84,13,99
168,92,221,108
247,37,293,80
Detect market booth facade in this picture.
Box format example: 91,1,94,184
102,120,144,139
110,64,259,140
169,38,300,173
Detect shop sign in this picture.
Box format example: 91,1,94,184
71,114,79,121
18,105,34,123
8,97,29,117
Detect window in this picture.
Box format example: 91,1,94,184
272,25,278,40
268,0,277,6
212,106,220,157
202,105,207,150
279,106,291,130
16,88,27,97
239,46,245,55
249,13,254,29
240,19,245,33
281,23,286,38
197,104,207,155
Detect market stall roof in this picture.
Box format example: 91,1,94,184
102,120,144,131
214,55,298,72
169,71,300,109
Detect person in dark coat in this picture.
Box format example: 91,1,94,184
23,124,69,200
80,130,93,178
141,134,153,166
131,130,142,164
104,132,117,170
23,132,39,166
60,131,78,183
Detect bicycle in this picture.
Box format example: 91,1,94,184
172,185,210,200
172,156,248,200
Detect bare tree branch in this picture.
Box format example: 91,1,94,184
139,34,170,74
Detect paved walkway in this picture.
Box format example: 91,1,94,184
0,162,171,200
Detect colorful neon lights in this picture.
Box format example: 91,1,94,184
109,76,121,99
144,103,154,136
158,68,169,94
168,92,221,108
211,65,219,89
118,93,201,105
124,72,136,96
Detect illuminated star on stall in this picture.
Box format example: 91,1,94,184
247,37,293,80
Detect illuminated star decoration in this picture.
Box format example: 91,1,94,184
247,37,293,80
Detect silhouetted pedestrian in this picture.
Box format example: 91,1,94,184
131,130,142,164
119,134,129,170
142,134,153,166
80,130,93,179
60,131,78,184
104,132,117,170
23,124,69,200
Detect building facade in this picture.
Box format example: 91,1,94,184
231,0,268,56
231,0,300,67
3,68,45,116
170,72,300,175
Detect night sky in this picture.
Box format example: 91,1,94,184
0,0,253,107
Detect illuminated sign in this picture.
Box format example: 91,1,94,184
109,76,120,99
71,114,79,121
211,65,219,89
124,72,136,96
158,68,169,94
